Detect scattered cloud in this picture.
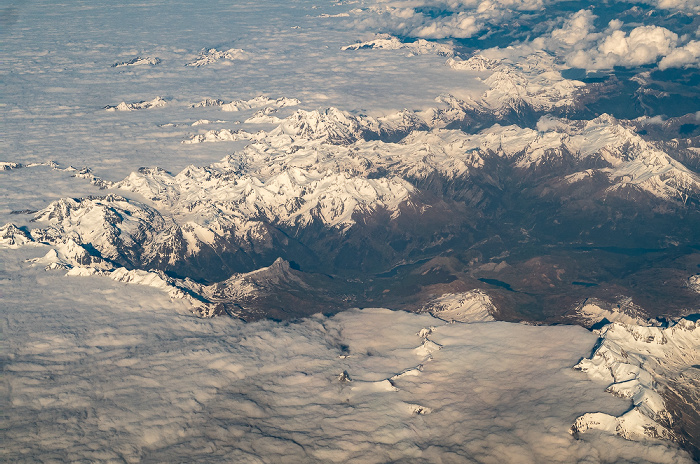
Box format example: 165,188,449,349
658,40,700,69
483,9,700,71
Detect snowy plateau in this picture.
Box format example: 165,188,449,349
2,0,700,463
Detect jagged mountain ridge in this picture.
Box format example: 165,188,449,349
572,317,700,460
341,34,455,57
3,87,700,320
104,96,167,112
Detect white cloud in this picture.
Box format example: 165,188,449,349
626,0,700,12
353,0,551,40
548,9,599,47
564,25,700,70
658,40,700,69
353,5,485,39
413,11,483,38
600,26,678,64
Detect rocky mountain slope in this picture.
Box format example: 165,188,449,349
572,317,700,460
2,50,699,323
3,84,699,321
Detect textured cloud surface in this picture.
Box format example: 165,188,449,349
353,0,548,39
1,247,693,463
628,0,700,11
353,2,700,71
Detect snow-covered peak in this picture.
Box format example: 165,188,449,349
562,115,700,201
115,167,180,206
376,109,429,139
185,48,249,67
572,299,652,328
203,257,295,301
446,55,500,71
269,107,369,145
447,51,586,115
186,105,429,145
104,96,167,112
182,128,244,144
112,147,417,233
689,275,700,293
1,162,24,170
457,114,700,202
30,195,165,263
111,56,161,67
0,223,34,248
27,238,112,271
480,67,584,113
64,266,223,317
191,119,226,126
571,409,673,441
244,107,282,124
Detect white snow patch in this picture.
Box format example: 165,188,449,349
342,34,454,57
185,48,249,67
104,97,167,112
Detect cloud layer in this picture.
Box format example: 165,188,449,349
2,247,694,463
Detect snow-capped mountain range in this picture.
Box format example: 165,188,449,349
2,44,699,325
183,106,700,204
5,0,700,461
2,84,699,322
